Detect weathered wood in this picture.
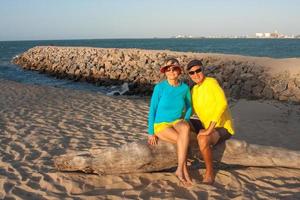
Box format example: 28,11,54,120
54,138,300,175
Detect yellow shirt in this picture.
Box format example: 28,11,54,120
191,77,235,135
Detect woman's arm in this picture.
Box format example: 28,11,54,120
184,88,192,121
148,84,160,135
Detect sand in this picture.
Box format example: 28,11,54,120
0,79,300,199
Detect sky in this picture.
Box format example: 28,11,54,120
0,0,300,41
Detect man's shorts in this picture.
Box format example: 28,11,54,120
154,119,182,135
189,118,232,145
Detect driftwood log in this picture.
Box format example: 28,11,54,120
54,137,300,175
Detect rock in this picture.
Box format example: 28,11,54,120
262,87,274,99
74,69,81,76
214,73,223,83
240,73,254,80
288,79,297,90
104,61,113,69
294,89,300,100
124,54,131,62
273,81,287,93
223,66,235,77
289,96,300,102
230,85,241,98
281,89,292,97
252,85,264,97
295,78,300,88
279,95,289,101
244,79,257,93
251,66,264,75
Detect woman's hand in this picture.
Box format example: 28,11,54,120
148,135,158,145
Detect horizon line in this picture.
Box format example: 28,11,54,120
2,37,300,42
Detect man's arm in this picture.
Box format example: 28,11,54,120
210,79,228,123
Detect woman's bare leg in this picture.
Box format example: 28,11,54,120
155,125,189,185
183,162,192,185
173,121,191,184
155,127,178,144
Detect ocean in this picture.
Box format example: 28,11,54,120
1,38,300,93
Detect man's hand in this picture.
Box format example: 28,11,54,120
199,122,216,136
199,129,212,136
148,135,158,145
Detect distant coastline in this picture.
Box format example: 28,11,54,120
2,37,300,43
1,39,300,58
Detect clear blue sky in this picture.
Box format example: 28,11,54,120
0,0,299,41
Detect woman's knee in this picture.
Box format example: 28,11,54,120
176,120,190,131
156,128,178,143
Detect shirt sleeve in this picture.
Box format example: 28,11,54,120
190,86,196,115
184,87,192,121
210,79,228,123
148,84,160,135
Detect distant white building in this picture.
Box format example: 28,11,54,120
174,35,193,39
255,31,283,38
264,33,271,38
255,33,264,38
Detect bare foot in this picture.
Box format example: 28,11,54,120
183,166,193,185
203,173,214,185
198,170,214,185
183,180,193,187
175,170,189,186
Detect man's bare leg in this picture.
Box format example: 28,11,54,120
197,130,220,184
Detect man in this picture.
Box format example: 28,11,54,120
186,59,234,184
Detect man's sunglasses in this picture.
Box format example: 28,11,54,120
188,68,202,75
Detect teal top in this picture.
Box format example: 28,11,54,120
148,80,192,135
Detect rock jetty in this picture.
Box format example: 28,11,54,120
12,46,300,102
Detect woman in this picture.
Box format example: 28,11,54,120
148,57,192,186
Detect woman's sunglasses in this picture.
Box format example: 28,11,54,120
165,66,181,72
188,68,202,75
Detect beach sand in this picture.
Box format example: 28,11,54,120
0,79,300,199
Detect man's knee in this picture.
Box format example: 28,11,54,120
197,135,210,151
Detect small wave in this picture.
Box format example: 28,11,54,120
106,83,129,96
12,55,19,59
